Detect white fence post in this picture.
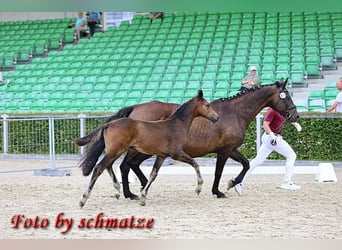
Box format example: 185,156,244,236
1,114,9,154
34,116,71,176
78,114,86,155
256,113,262,151
49,116,56,170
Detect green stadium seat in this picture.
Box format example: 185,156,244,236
145,81,160,91
230,81,242,91
169,89,184,98
128,90,142,101
260,72,275,85
324,90,339,101
306,63,323,79
109,99,125,111
115,91,128,100
308,90,325,101
290,71,308,88
308,99,326,112
154,90,170,101
335,48,342,61
294,99,308,112
325,99,335,108
320,54,338,70
141,90,156,102
213,89,228,99
231,72,245,82
229,90,240,97
324,80,337,92
173,81,187,90
100,91,114,102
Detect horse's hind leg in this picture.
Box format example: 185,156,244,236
228,150,250,191
120,148,150,200
80,155,118,208
140,156,165,206
106,165,121,200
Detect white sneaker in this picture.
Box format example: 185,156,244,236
234,183,243,195
281,182,301,190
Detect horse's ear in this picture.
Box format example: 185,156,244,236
284,77,288,88
197,89,203,98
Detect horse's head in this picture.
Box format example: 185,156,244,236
196,89,219,123
271,78,299,123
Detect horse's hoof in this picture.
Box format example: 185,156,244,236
125,193,140,200
216,192,227,198
130,195,140,201
227,179,234,191
114,194,120,200
79,201,85,208
195,188,201,195
140,194,147,206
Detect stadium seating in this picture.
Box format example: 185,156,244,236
0,12,341,113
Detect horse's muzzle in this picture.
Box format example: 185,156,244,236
209,116,219,123
288,114,299,123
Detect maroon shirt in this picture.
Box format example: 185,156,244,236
264,108,285,135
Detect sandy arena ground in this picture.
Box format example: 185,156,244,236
0,158,341,239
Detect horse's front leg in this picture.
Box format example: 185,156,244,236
107,165,121,200
140,156,165,206
211,153,229,198
175,153,203,195
228,150,250,191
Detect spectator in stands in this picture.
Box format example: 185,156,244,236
149,12,164,23
74,12,88,42
327,76,342,112
241,65,260,91
87,12,100,38
234,107,303,195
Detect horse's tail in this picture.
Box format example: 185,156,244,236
74,105,136,176
105,105,135,123
74,124,107,176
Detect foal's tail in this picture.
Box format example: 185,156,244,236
74,105,135,176
74,124,108,176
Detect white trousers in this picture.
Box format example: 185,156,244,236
242,133,297,185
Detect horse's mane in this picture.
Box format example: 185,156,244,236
211,82,279,104
169,95,197,121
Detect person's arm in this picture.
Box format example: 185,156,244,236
327,100,338,112
263,120,280,143
253,76,260,85
81,18,87,27
241,77,248,84
263,120,273,134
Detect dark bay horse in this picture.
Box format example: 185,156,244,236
74,90,219,207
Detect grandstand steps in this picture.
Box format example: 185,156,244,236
293,61,342,101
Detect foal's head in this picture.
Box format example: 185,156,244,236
195,90,219,123
271,78,299,123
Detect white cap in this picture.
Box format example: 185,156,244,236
249,66,257,71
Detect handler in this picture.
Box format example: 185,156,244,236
235,107,302,195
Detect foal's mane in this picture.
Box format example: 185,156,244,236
211,82,280,104
171,95,198,121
